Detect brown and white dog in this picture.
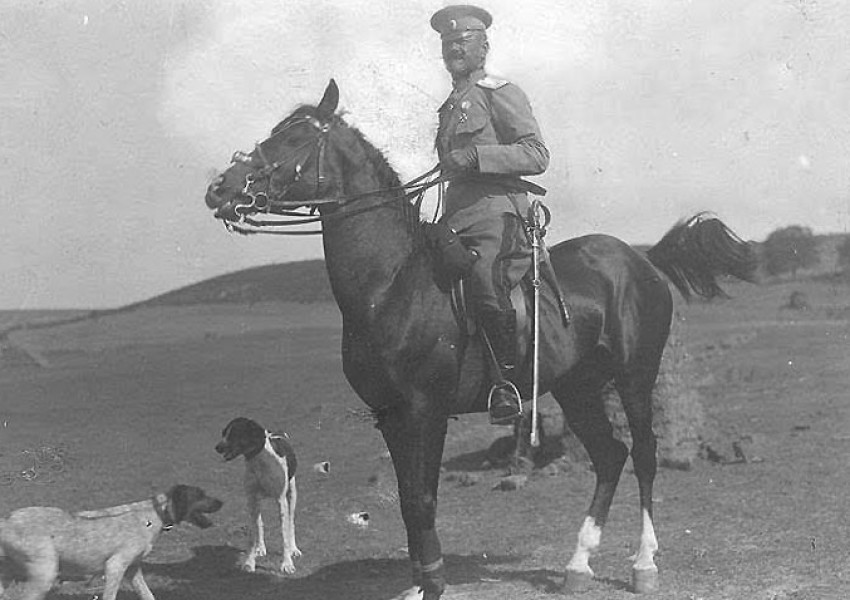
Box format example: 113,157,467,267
0,484,223,600
215,417,301,574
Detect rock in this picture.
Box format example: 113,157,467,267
444,471,482,486
493,474,527,491
659,456,693,471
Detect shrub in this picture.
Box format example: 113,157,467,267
837,236,850,274
761,225,819,278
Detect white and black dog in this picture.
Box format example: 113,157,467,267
215,417,301,574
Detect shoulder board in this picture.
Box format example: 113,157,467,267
476,76,509,90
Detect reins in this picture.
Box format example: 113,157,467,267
223,166,447,235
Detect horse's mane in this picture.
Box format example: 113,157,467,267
274,106,425,241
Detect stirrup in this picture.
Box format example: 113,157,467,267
487,380,523,425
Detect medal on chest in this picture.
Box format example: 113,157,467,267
458,100,471,123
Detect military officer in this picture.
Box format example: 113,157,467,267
432,4,550,425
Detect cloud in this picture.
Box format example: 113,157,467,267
159,0,625,176
160,1,444,176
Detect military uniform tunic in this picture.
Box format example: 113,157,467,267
436,68,549,310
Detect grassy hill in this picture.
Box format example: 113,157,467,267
133,259,333,308
0,260,334,341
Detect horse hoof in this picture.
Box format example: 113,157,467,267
632,567,659,593
563,569,594,593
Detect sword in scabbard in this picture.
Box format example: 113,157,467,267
528,199,544,448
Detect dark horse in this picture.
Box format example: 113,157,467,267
205,80,756,598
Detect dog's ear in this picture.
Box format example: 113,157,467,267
222,418,240,437
168,484,222,528
167,484,190,524
168,484,207,523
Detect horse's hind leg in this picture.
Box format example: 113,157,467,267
552,374,629,592
615,364,661,593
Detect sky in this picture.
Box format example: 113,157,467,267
1,0,848,309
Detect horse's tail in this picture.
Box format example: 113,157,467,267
646,212,758,301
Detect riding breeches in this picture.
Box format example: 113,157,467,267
443,209,532,312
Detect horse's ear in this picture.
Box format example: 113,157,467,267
317,79,339,120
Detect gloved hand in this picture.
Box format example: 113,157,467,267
443,146,479,172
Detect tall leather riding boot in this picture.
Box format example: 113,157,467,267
480,308,522,425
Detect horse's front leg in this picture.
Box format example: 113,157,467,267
377,398,449,600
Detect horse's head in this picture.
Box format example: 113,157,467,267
205,80,341,221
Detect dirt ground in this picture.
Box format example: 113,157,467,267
0,279,848,599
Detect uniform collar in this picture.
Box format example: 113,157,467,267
451,68,486,94
439,69,486,112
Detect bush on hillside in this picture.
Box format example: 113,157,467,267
761,225,820,278
837,235,850,275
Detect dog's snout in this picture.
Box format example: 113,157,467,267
215,440,239,461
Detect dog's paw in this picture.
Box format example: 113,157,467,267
280,561,296,575
392,586,425,600
240,558,257,573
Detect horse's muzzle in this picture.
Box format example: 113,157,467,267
205,178,225,210
205,180,241,220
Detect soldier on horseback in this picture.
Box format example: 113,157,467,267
431,4,550,425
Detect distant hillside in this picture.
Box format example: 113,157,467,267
1,261,335,345
135,260,334,308
137,232,849,309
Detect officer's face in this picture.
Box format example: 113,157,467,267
441,32,488,78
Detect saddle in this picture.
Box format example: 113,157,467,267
424,221,570,375
450,265,569,343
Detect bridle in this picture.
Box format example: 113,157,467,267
221,115,449,236
229,115,334,218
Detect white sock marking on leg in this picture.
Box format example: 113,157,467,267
633,508,659,571
566,515,602,575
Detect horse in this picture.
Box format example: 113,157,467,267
204,79,757,598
